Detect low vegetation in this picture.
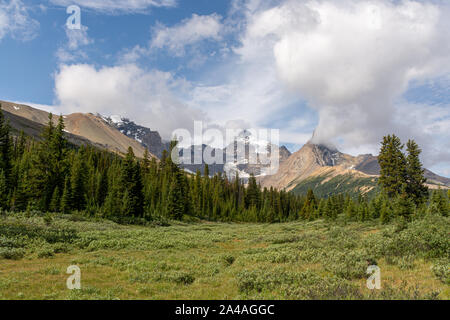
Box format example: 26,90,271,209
0,212,448,300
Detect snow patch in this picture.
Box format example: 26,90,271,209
110,115,123,124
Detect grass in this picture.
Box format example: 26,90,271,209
0,213,448,300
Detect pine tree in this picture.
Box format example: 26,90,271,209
49,187,60,212
0,169,7,209
405,140,428,205
429,189,449,217
167,171,185,220
344,199,356,220
245,174,260,209
378,135,407,198
0,104,12,190
380,200,390,224
70,152,87,211
28,113,58,210
60,176,72,214
300,189,317,219
142,148,151,176
120,147,144,216
395,185,415,221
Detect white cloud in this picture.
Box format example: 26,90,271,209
54,64,206,139
151,13,223,56
0,0,39,41
221,0,450,165
56,23,93,63
49,0,176,13
66,25,92,50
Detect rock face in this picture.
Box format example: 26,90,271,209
103,116,170,158
260,141,450,192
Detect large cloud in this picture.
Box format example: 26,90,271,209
232,0,450,167
54,64,206,139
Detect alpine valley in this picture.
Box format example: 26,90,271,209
2,100,449,199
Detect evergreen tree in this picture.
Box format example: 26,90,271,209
380,200,391,224
60,176,72,214
429,189,449,217
70,152,87,211
0,104,12,190
167,170,186,220
245,174,260,209
300,189,317,219
49,187,60,212
378,135,407,198
0,169,7,209
120,147,144,216
395,185,415,221
405,140,428,205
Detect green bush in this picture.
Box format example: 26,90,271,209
37,248,54,258
431,259,449,285
172,272,195,285
0,247,25,260
221,254,235,266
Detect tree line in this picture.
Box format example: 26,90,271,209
0,104,448,224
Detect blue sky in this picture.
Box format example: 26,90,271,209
0,0,449,176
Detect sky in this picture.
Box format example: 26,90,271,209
0,0,449,177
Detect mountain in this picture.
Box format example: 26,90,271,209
176,130,292,178
0,100,151,158
260,141,450,197
103,115,170,158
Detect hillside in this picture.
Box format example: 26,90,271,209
0,101,150,158
261,141,450,196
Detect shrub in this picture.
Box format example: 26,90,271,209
172,272,195,285
0,247,25,260
237,269,297,294
283,271,362,300
323,250,369,279
431,259,450,285
221,254,235,266
37,248,54,258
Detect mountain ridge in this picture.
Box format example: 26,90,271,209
260,141,450,194
2,100,448,192
0,100,153,158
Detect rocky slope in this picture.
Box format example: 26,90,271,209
102,115,169,158
0,101,150,158
260,141,450,195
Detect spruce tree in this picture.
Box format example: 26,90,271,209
405,140,428,205
120,147,144,216
378,135,407,198
60,176,72,214
70,152,87,211
245,174,260,209
167,171,185,220
395,185,415,221
380,201,390,224
429,189,449,217
0,104,12,190
49,187,60,212
0,169,7,209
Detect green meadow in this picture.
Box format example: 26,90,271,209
0,212,448,300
